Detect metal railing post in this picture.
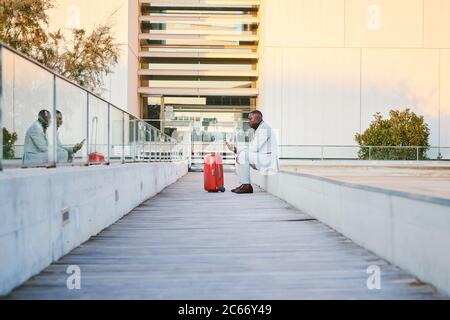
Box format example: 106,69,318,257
417,146,419,161
121,112,125,164
86,92,90,165
159,132,162,162
134,119,138,162
0,45,3,172
369,146,372,160
157,132,160,162
147,127,150,163
150,128,153,162
142,123,145,162
107,103,110,164
51,74,57,167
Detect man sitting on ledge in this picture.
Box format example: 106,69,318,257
226,110,279,194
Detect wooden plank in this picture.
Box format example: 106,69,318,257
6,173,444,299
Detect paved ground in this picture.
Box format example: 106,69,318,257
7,173,445,299
283,162,450,200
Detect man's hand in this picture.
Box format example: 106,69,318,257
73,139,85,154
73,143,82,153
225,141,236,154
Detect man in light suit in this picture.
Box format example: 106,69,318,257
56,110,84,162
23,110,83,166
23,109,51,165
226,110,279,194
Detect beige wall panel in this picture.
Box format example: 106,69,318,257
361,49,440,146
258,48,284,142
48,0,140,116
280,48,361,146
259,47,361,146
424,0,450,48
263,0,345,47
440,50,450,151
345,0,423,48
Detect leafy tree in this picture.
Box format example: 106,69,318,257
0,0,119,93
355,109,430,160
3,127,18,159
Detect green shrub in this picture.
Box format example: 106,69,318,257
3,127,18,160
355,109,430,160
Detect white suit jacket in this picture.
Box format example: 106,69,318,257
23,121,49,165
23,121,71,165
240,121,279,173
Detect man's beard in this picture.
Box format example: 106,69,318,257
251,121,262,130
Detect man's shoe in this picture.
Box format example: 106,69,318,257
234,184,253,194
231,185,242,193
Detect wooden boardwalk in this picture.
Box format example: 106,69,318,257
7,173,444,299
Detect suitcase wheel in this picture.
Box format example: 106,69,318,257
220,186,226,193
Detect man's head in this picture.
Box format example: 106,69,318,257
56,110,63,129
248,110,263,130
38,110,51,130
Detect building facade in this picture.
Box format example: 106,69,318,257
47,0,450,157
259,0,450,158
49,0,140,116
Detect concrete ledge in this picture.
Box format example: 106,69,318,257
0,161,188,296
251,169,450,297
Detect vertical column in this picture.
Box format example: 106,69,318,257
107,103,111,164
86,92,90,164
0,45,3,171
160,96,165,134
121,112,125,164
51,74,57,167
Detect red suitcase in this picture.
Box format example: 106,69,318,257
88,152,106,163
204,153,226,193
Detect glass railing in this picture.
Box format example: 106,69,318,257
142,119,253,166
280,145,450,161
0,43,185,170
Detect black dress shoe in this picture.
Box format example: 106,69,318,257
231,185,242,193
234,184,253,194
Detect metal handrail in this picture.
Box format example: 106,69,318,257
0,43,144,129
280,144,447,148
0,42,183,170
279,145,449,161
0,42,176,142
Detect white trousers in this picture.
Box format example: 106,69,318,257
236,149,257,184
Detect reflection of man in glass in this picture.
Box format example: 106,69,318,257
23,109,51,165
56,110,84,162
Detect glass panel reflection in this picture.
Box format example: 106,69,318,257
56,78,88,164
88,94,108,164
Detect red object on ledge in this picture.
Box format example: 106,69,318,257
88,152,106,163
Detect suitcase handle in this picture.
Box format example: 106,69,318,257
211,167,221,178
91,116,98,153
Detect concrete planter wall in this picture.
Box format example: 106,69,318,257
0,162,188,296
251,169,450,297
